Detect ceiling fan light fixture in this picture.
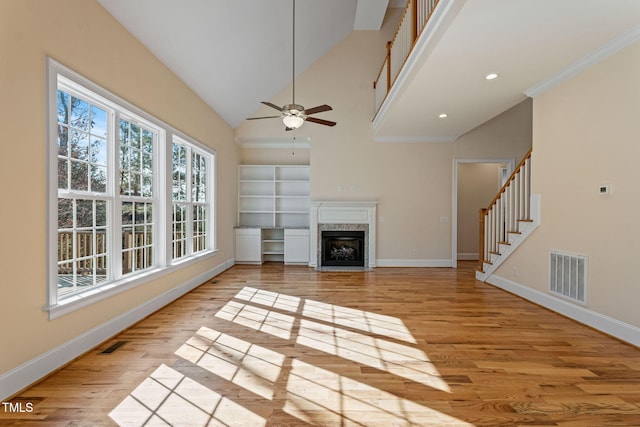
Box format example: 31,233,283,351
245,0,336,129
283,115,304,129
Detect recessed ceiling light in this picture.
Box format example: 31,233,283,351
485,73,499,80
439,113,448,118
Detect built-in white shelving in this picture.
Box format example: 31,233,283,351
237,165,310,228
236,165,310,264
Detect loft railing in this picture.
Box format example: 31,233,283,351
478,149,533,272
373,0,440,115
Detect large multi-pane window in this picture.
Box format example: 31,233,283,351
172,139,210,261
56,89,111,297
50,60,215,314
119,118,155,274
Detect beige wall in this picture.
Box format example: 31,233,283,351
457,163,502,257
236,7,532,263
241,147,310,165
495,42,640,328
0,0,237,376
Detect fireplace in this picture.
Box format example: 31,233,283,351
321,231,365,267
310,201,377,269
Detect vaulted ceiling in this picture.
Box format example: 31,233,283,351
97,0,640,140
97,0,395,128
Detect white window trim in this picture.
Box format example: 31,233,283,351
171,136,216,261
46,58,217,319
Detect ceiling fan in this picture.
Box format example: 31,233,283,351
246,0,336,130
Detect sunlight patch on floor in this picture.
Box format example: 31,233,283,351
284,359,472,426
234,286,301,313
109,364,266,427
221,287,449,392
215,300,295,339
175,326,285,400
111,286,464,426
302,299,417,343
297,318,450,392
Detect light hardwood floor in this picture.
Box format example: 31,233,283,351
2,262,640,426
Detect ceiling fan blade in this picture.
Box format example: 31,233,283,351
246,116,281,120
304,104,332,115
261,101,283,112
306,117,336,127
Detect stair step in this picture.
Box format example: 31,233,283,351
508,231,522,235
517,219,534,223
483,259,493,265
489,251,501,256
498,241,511,246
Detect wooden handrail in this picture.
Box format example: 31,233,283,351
373,0,441,115
373,44,389,90
485,148,533,211
389,0,414,48
478,148,533,273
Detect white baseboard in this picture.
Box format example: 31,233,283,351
0,258,235,401
487,274,640,348
376,259,453,267
457,253,478,261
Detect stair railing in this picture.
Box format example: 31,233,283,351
478,148,533,272
373,0,440,116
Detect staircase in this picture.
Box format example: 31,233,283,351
476,149,540,281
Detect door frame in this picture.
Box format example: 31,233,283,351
451,157,514,268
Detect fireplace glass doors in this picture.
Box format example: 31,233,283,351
321,231,365,267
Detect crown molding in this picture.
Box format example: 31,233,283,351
525,24,640,98
234,136,311,149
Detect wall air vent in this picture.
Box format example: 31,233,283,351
549,250,587,304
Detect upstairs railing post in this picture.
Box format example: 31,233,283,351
478,208,487,272
385,41,392,93
412,0,418,43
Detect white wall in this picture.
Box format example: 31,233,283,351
494,41,640,332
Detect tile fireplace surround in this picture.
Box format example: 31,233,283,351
310,201,377,269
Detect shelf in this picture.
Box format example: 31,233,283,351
239,166,275,181
276,166,309,181
238,165,310,229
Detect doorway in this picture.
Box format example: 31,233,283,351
451,158,514,268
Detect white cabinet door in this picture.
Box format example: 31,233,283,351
235,228,262,264
284,229,310,264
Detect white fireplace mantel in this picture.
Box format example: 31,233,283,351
310,201,377,268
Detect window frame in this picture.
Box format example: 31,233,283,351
171,136,214,262
46,58,217,319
